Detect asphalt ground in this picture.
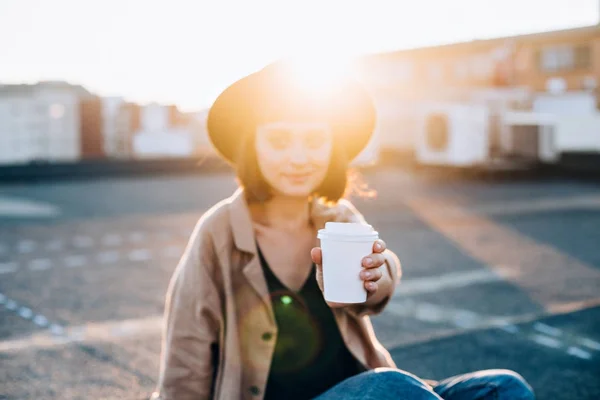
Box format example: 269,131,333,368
0,168,599,399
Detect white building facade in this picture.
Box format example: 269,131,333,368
0,82,87,165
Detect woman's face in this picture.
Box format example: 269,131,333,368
255,121,333,198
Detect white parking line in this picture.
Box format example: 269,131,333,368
64,255,87,268
96,251,120,264
0,262,18,274
397,269,508,297
0,195,60,217
33,315,49,327
102,234,122,246
499,324,520,334
49,324,65,336
532,334,562,349
18,307,33,319
156,231,172,240
45,240,64,251
5,299,18,311
73,236,94,248
17,240,36,254
28,259,53,271
580,338,600,351
129,232,145,243
405,196,600,314
0,315,162,352
533,322,563,337
128,249,152,262
386,298,600,361
567,346,592,360
163,245,183,259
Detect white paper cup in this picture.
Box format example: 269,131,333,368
317,222,379,304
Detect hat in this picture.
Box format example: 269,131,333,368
206,61,376,164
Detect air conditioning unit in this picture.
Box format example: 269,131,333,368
415,103,490,166
500,111,558,163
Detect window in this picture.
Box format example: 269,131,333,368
574,45,591,69
454,60,469,79
427,64,444,82
539,44,591,72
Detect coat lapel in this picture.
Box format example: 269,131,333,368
228,189,275,324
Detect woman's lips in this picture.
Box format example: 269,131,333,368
283,172,312,184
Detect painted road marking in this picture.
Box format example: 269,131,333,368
385,298,600,361
64,255,87,268
472,194,600,217
96,251,120,264
33,315,49,327
532,334,561,349
0,292,61,338
405,196,600,312
129,232,145,243
17,240,36,254
28,258,53,271
396,269,508,297
567,346,592,360
73,236,94,248
533,322,563,337
45,240,64,251
0,262,18,274
102,234,123,246
162,245,183,259
0,315,162,352
0,195,60,217
128,249,152,262
18,307,33,319
580,338,600,351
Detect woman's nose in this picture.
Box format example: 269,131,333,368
289,143,309,165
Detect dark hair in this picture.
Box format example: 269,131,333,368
234,130,350,204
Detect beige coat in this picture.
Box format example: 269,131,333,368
152,188,401,400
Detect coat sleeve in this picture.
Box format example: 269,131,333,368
337,199,402,317
151,219,223,400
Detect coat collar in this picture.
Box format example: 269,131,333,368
227,188,257,255
227,187,331,255
226,187,335,326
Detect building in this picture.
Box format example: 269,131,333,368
359,24,599,99
80,96,106,159
357,23,600,156
0,82,91,165
113,102,213,159
100,96,125,157
114,102,141,158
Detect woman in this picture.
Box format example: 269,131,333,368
151,61,534,400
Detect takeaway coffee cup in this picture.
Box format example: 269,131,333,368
317,222,379,303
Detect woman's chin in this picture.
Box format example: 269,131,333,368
275,185,315,199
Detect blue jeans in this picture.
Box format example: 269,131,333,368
314,368,535,400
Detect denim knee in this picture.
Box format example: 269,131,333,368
489,369,535,400
365,368,440,399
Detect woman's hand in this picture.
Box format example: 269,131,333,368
311,239,387,308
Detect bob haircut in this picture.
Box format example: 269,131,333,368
234,129,349,204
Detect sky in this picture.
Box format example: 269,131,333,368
0,0,598,111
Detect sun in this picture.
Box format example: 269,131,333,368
284,52,357,93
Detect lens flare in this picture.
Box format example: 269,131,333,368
285,53,356,94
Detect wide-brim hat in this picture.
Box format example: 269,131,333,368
206,60,376,164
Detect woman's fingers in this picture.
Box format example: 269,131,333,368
362,253,385,269
373,239,386,253
360,266,383,282
310,247,322,265
365,281,378,293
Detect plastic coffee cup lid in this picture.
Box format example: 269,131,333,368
317,222,379,242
